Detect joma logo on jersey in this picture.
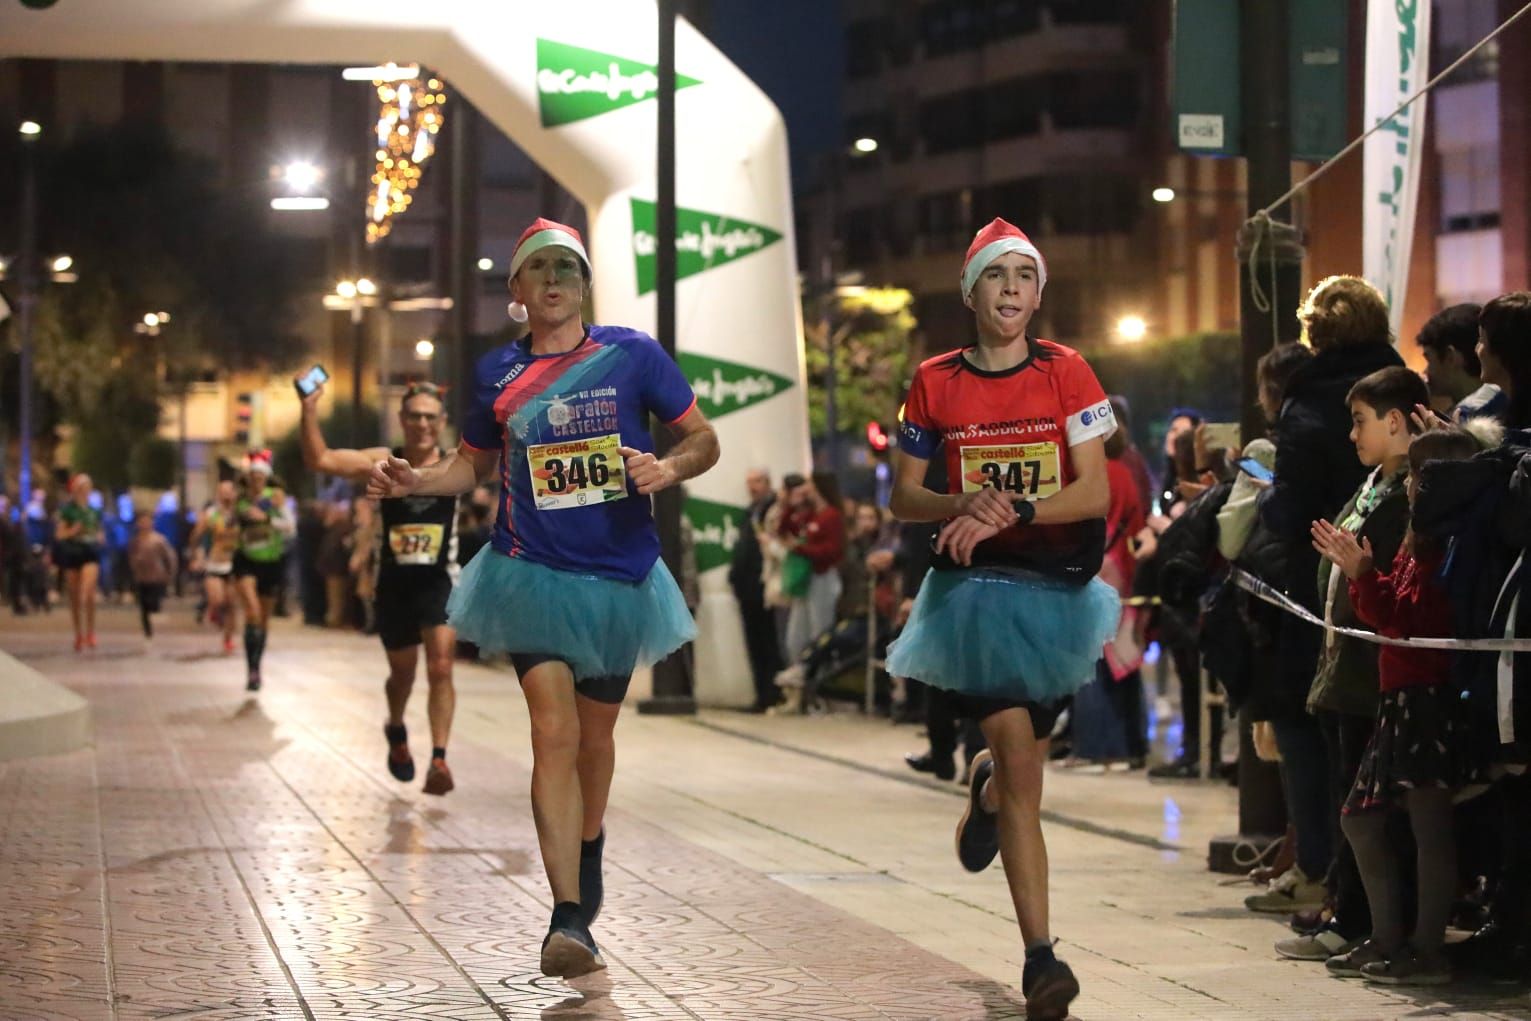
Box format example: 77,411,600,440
496,363,530,388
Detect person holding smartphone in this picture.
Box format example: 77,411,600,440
300,374,462,797
367,218,719,980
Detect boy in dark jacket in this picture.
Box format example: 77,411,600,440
1273,366,1427,959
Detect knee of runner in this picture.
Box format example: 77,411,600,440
425,654,454,681
530,715,581,760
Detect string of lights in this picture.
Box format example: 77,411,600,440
366,72,447,244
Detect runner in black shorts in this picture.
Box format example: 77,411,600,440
301,378,461,795
887,219,1120,1020
233,453,293,691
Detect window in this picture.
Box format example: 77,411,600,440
919,190,973,250
387,245,434,284
1434,0,1500,82
1046,0,1124,25
975,178,1043,233
846,18,888,78
1440,142,1502,232
844,206,883,264
922,0,983,57
986,76,1043,140
919,89,984,154
991,0,1043,38
1048,70,1139,130
1043,175,1140,234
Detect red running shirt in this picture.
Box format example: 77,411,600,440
899,340,1116,579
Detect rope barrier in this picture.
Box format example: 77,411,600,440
1231,567,1531,652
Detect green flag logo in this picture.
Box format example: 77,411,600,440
679,352,793,420
685,496,746,573
631,198,783,295
536,38,701,127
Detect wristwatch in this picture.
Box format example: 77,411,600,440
1012,499,1036,526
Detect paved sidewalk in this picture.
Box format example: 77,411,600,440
2,602,1528,1020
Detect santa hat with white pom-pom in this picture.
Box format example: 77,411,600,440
505,217,592,323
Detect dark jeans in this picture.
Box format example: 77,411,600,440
1272,713,1333,880
1319,710,1375,938
1105,664,1148,761
736,595,783,708
1171,640,1224,764
136,582,166,637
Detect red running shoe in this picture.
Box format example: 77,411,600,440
423,759,454,796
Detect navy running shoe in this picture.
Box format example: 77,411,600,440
540,902,606,978
579,829,605,927
955,749,999,872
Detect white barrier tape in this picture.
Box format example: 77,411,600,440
1231,568,1531,652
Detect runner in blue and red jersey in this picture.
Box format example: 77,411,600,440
887,218,1120,1021
368,218,719,980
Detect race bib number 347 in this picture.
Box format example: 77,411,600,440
527,433,627,510
959,442,1061,501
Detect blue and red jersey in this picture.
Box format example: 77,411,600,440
461,325,697,583
899,339,1116,579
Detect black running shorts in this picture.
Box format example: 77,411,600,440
232,552,284,598
946,692,1064,741
508,652,632,705
375,569,453,651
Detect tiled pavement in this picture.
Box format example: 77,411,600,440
2,601,1529,1020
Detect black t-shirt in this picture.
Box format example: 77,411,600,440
378,448,459,574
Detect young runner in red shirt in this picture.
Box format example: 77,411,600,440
888,219,1120,1020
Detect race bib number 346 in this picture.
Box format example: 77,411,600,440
959,442,1061,501
527,433,627,510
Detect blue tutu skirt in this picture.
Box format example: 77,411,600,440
446,549,695,681
886,568,1119,703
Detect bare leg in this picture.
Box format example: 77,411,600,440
65,568,83,642
384,646,419,727
575,694,621,842
979,707,1052,946
80,562,99,638
421,625,457,750
520,661,583,903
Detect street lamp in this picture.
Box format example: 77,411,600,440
1152,187,1177,203
476,257,494,272
335,279,358,299
413,338,436,361
356,277,377,296
283,160,322,193
852,137,879,155
18,120,40,138
1116,314,1148,343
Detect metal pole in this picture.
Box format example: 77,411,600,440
447,100,475,430
17,129,39,500
639,0,697,716
1206,0,1302,870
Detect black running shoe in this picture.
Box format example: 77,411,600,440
385,724,415,783
540,902,606,978
246,672,262,692
1022,956,1080,1021
955,749,999,873
579,829,605,927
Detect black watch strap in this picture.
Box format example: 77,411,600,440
1013,499,1036,526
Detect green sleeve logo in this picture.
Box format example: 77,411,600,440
537,38,701,127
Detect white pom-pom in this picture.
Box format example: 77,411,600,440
507,301,528,323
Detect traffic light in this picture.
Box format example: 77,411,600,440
233,392,253,444
866,420,890,454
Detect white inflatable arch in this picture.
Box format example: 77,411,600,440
1,0,810,706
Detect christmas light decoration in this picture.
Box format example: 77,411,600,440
366,72,447,243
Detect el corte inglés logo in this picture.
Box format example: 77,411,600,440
537,38,701,127
678,352,793,421
630,198,783,295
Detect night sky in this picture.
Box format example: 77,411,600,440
701,0,844,191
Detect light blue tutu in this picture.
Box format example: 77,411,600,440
886,568,1119,702
446,548,695,681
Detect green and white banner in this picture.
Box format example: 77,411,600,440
678,352,793,420
1363,0,1430,333
537,38,701,127
630,198,783,295
684,496,747,574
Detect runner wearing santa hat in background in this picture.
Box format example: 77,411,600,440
233,451,294,692
368,217,720,979
886,218,1119,1020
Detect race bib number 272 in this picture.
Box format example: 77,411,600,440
527,433,627,510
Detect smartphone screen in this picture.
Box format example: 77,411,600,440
294,364,329,397
1236,457,1274,482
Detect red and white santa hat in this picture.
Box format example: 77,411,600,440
960,218,1047,298
506,217,592,323
248,449,274,476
